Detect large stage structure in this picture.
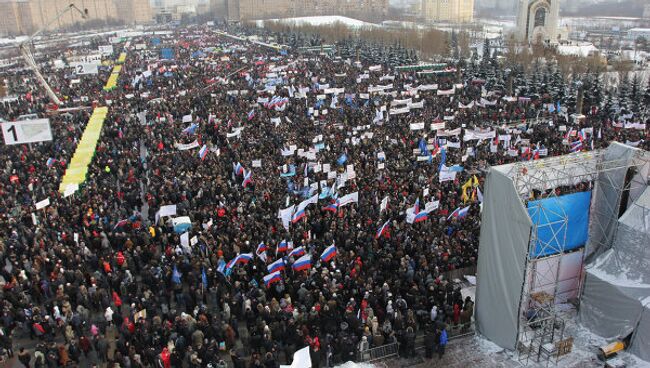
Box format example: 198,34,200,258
475,142,650,365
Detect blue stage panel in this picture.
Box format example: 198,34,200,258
527,191,591,258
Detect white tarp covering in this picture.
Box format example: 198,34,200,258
475,169,532,349
580,186,650,362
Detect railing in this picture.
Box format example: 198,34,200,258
442,265,476,283
356,341,399,363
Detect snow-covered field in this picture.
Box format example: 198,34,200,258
256,16,378,29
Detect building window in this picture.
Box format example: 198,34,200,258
534,7,546,28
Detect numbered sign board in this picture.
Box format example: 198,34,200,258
2,119,53,145
72,62,99,75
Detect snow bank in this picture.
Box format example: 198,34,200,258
258,16,377,29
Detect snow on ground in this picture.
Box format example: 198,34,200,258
256,16,377,29
334,362,377,368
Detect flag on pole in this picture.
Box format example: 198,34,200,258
375,219,390,239
172,265,182,284
268,259,285,273
263,272,282,287
256,242,268,255
320,244,337,262
292,254,312,271
242,170,253,188
322,200,339,212
247,109,255,121
46,158,57,167
448,206,470,220
199,145,208,160
276,240,289,254
288,246,306,258
233,162,245,176
201,267,208,286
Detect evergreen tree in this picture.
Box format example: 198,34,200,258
644,77,650,105
618,74,630,111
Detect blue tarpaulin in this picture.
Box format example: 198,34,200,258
527,191,591,258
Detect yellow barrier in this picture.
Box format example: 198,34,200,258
59,107,108,192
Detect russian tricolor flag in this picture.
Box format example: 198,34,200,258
199,145,208,160
291,208,306,223
448,205,470,220
375,220,390,239
238,253,253,265
233,162,245,176
46,158,57,167
570,140,583,153
276,240,289,254
263,272,281,287
256,242,268,254
322,200,339,213
288,246,305,258
247,109,255,121
292,254,311,271
242,170,253,188
268,259,285,273
414,199,428,223
320,245,337,262
226,256,239,270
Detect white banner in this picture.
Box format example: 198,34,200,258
410,122,425,131
389,106,410,115
431,122,445,131
338,192,359,207
176,141,199,150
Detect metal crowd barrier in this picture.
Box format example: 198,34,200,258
356,341,400,362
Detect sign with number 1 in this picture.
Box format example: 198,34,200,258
2,119,53,145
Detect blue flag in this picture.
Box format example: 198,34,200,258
172,265,182,284
419,138,429,156
201,267,208,286
438,148,447,172
337,154,348,165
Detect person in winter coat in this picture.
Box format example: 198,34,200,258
438,327,448,359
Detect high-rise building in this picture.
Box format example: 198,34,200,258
218,0,388,23
421,0,474,23
0,0,152,36
515,0,560,44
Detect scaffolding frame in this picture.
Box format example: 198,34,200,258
497,148,650,366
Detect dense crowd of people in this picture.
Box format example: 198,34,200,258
0,23,648,368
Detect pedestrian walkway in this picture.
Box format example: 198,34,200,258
58,106,109,192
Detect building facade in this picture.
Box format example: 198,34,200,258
421,0,474,23
217,0,388,23
0,0,152,36
515,0,560,44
